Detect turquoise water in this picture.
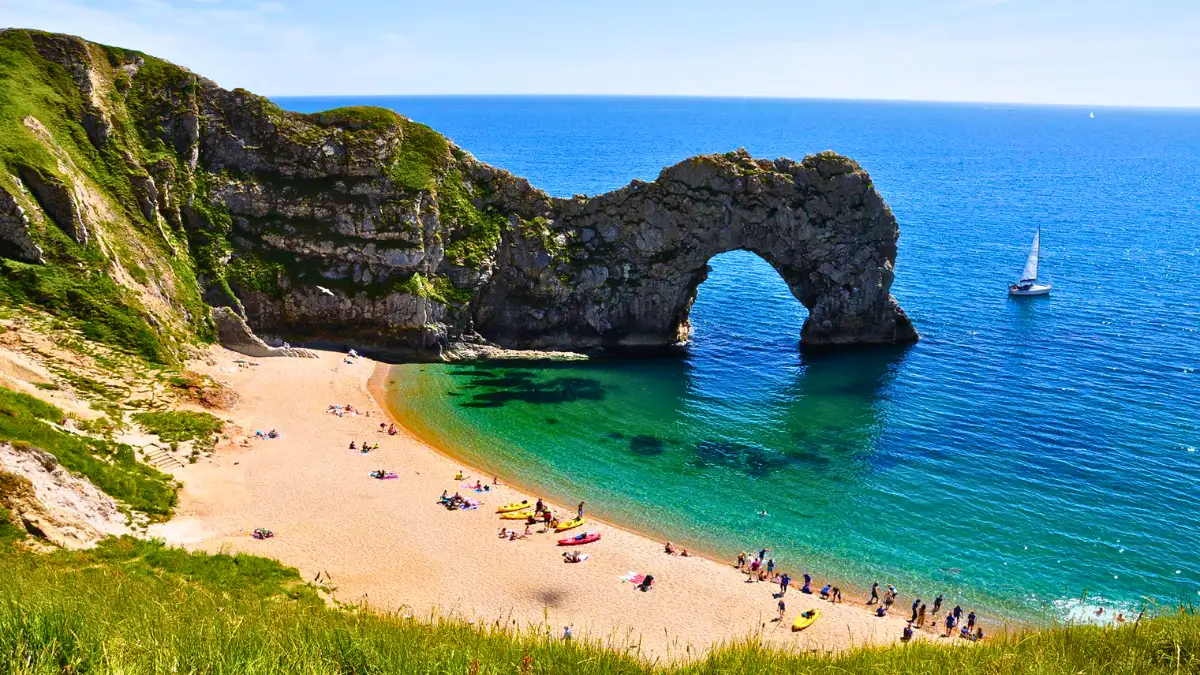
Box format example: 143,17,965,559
279,97,1200,621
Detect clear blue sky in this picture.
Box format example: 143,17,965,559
4,0,1199,107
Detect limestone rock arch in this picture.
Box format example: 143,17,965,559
475,149,919,351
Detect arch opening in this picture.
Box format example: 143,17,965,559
682,250,810,352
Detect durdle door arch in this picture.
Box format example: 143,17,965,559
475,149,919,352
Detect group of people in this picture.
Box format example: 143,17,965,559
349,440,380,453
438,490,478,510
736,547,987,643
254,429,280,439
327,403,367,418
664,542,691,557
377,422,399,435
870,586,985,642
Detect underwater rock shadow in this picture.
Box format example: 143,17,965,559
458,376,607,408
629,434,666,456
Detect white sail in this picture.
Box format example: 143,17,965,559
1020,229,1040,282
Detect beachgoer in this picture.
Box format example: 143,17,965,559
681,549,690,557
868,582,880,605
902,623,914,642
945,612,956,637
543,511,553,529
455,471,464,480
779,573,791,594
498,528,509,538
523,524,533,537
766,559,775,578
802,573,812,594
952,605,963,621
917,603,927,627
973,627,984,641
932,594,943,616
535,498,544,514
1095,607,1105,617
665,542,675,554
1115,612,1126,623
960,624,970,639
749,558,761,573
884,590,895,609
493,476,500,485
577,501,586,519
379,422,386,432
820,584,831,600
349,441,356,450
832,587,842,603
757,547,770,562
967,611,976,630
876,606,888,617
736,552,747,569
563,625,573,641
777,599,786,621
911,598,921,623
639,574,654,591
759,509,768,516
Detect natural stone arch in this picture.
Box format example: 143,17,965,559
474,149,918,351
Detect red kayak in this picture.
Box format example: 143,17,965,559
557,531,601,546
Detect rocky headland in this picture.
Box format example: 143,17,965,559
0,29,917,362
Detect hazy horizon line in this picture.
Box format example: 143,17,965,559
268,93,1200,113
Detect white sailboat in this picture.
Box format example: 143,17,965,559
1009,227,1052,296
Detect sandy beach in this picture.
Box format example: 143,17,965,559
152,347,926,661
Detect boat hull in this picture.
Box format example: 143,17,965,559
1009,283,1052,296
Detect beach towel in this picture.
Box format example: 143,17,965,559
620,572,646,584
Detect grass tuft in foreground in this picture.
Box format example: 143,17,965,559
0,536,1196,674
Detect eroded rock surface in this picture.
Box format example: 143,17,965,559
1,29,918,360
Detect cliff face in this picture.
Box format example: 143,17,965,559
0,29,916,361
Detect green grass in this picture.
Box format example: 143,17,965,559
0,536,1196,674
387,118,450,191
0,260,167,363
439,170,505,268
0,386,176,517
131,410,223,444
305,105,402,132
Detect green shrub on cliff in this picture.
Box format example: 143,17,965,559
131,410,224,445
388,118,450,191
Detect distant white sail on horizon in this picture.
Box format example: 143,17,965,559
1020,229,1040,282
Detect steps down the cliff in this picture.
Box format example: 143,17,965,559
141,445,186,470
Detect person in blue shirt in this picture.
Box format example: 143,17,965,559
911,598,921,623
944,611,957,637
801,573,812,594
779,573,791,595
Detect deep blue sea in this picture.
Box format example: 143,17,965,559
276,96,1200,623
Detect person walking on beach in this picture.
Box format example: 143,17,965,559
757,547,770,562
953,605,963,622
868,582,880,605
932,594,943,617
967,611,976,631
535,498,544,515
945,611,957,637
911,598,921,623
917,603,927,627
577,501,586,519
735,552,747,569
779,572,791,594
766,558,775,579
777,598,786,621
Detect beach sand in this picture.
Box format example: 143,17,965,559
152,348,927,661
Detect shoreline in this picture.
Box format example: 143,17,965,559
369,361,997,641
155,348,949,660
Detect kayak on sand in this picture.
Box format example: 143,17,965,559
792,609,819,631
496,500,531,514
555,516,585,532
557,531,601,546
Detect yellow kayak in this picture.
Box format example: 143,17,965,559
555,517,585,532
499,510,536,520
792,609,819,632
496,500,532,514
